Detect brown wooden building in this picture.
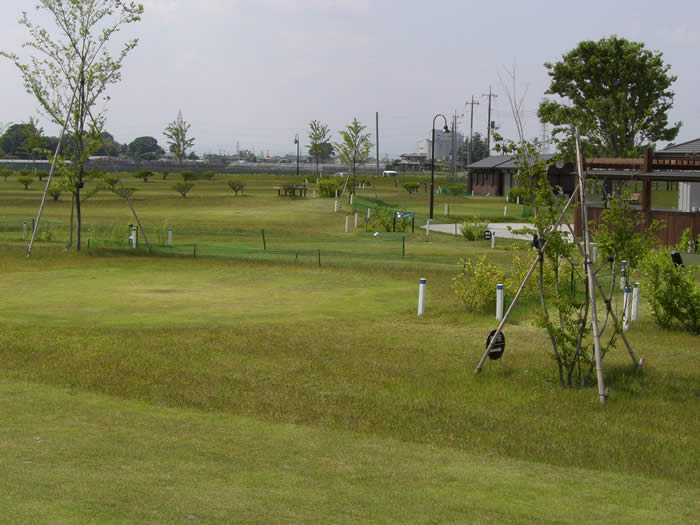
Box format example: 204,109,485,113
574,145,700,246
466,154,575,196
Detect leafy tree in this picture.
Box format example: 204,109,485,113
114,186,137,199
1,0,143,250
0,168,12,182
161,169,169,180
172,182,194,198
36,170,49,181
180,170,196,181
94,131,121,156
334,118,372,195
307,120,333,175
163,110,195,170
134,169,153,183
227,181,244,195
128,136,163,160
18,176,34,190
463,131,488,165
538,36,680,159
0,123,36,158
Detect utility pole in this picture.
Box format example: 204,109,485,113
482,86,498,157
376,111,379,178
466,96,479,166
452,112,457,181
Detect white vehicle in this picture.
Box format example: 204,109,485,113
382,170,399,177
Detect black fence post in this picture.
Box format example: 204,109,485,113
402,235,405,257
318,249,321,266
193,243,196,257
262,229,266,251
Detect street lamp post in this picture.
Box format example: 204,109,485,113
430,114,450,219
293,134,300,177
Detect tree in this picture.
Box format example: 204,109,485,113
94,132,121,157
18,176,34,190
128,136,163,159
2,0,143,250
463,132,488,165
134,169,153,183
227,181,244,195
172,182,194,198
334,118,372,195
307,120,333,176
538,36,681,159
0,168,12,182
0,123,36,158
163,110,195,170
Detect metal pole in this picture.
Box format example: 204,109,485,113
430,125,436,219
376,111,379,179
117,176,152,252
575,128,607,404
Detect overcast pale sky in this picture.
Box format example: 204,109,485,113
1,0,698,158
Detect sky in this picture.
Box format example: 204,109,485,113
1,0,699,159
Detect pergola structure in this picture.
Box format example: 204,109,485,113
575,148,700,246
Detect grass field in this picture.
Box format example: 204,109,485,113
0,171,697,522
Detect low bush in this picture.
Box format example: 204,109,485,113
180,171,196,182
460,217,488,241
447,185,466,195
452,255,506,312
48,181,63,201
642,249,700,334
401,182,420,194
36,170,49,181
200,171,216,181
0,169,12,182
317,178,343,198
134,169,154,183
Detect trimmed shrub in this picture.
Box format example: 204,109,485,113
460,217,488,241
0,169,12,182
401,182,420,194
180,171,196,181
172,182,194,198
317,178,343,197
452,255,506,312
48,181,62,201
36,170,49,181
227,181,245,195
17,176,34,190
200,170,216,181
134,169,154,182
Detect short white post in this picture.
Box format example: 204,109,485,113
471,190,474,196
350,193,354,205
454,223,458,236
335,188,338,198
367,208,371,219
334,200,339,213
623,286,632,331
506,194,509,202
354,213,358,229
312,189,316,198
417,278,426,316
517,196,520,205
504,206,507,217
167,228,173,247
444,203,449,216
426,220,431,236
22,220,27,240
131,227,137,249
620,260,627,290
631,282,640,321
592,244,598,264
496,284,504,321
491,231,496,249
345,215,349,233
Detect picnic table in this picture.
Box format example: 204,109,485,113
273,185,307,197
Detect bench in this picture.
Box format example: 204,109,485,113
273,185,307,198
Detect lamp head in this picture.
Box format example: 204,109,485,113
442,124,450,134
293,137,298,144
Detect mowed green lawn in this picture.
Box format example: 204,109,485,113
0,172,697,522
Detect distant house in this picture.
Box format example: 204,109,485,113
388,152,428,172
656,138,700,212
466,154,575,196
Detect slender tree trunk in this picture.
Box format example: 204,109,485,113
76,184,82,250
540,257,564,385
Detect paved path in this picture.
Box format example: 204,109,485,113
424,222,574,242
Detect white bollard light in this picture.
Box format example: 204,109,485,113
312,189,316,198
632,282,640,322
592,244,598,264
496,284,504,321
345,215,349,233
620,260,627,290
517,196,520,205
445,203,449,216
426,220,431,236
623,286,632,331
491,231,496,249
506,194,509,202
354,213,358,229
334,200,339,213
350,193,354,205
131,227,137,249
418,278,426,316
167,227,173,247
367,208,371,219
22,220,27,240
472,190,474,197
335,188,338,198
504,206,507,217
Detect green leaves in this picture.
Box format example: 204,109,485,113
334,118,372,177
538,36,680,159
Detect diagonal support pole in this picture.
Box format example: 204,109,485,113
475,185,580,373
117,175,151,253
